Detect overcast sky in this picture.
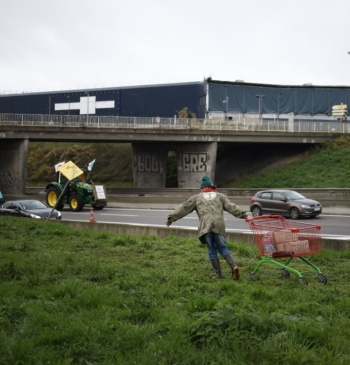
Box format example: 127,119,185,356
1,0,350,93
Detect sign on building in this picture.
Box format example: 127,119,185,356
332,104,347,121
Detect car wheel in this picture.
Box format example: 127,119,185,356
69,195,84,212
289,207,300,219
251,205,262,217
46,187,64,210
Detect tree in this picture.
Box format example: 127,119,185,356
177,107,196,118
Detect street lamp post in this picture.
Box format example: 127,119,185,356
223,96,229,120
277,90,283,122
256,94,265,123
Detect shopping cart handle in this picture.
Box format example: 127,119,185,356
245,214,284,222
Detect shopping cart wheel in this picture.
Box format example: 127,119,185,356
250,272,259,280
318,274,327,284
281,268,290,278
298,277,308,285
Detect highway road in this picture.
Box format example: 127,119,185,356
59,207,350,241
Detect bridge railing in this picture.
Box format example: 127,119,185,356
1,113,350,134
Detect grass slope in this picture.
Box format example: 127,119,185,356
1,217,350,364
226,136,350,188
27,142,133,187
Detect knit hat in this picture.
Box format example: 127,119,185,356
200,176,214,189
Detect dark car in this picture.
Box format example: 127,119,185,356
0,190,4,204
0,207,35,219
1,200,62,220
250,189,322,219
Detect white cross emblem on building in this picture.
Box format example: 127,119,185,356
54,96,115,115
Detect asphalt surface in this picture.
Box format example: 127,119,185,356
6,192,350,216
107,198,350,216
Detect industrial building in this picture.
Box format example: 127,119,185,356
1,78,349,121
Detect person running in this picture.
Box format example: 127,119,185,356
166,176,251,280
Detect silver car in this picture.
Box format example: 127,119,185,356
250,189,322,219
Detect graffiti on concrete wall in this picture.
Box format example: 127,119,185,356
182,153,209,172
136,153,159,172
0,169,18,194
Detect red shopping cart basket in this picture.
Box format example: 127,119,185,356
245,215,327,285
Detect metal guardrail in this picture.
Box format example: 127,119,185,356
1,113,350,134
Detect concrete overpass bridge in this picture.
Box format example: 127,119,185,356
1,113,348,195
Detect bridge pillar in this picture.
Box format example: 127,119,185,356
132,143,168,188
176,142,217,188
132,142,218,189
0,139,29,195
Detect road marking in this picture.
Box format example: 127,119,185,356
320,235,350,240
101,213,138,217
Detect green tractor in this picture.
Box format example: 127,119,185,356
45,160,107,212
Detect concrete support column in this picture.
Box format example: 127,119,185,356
0,139,29,195
176,142,217,188
132,143,168,188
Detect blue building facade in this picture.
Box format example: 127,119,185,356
1,78,349,120
207,79,350,118
0,82,206,118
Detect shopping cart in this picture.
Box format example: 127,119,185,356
245,215,327,285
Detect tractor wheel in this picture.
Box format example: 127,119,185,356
46,187,64,210
69,194,84,212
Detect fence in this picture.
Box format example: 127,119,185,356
1,113,350,134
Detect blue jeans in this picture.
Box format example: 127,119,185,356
201,232,231,260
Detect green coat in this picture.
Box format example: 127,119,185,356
167,191,247,238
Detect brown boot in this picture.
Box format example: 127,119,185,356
210,258,222,279
232,266,240,280
224,254,240,280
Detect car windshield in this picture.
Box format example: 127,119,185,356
284,191,305,201
20,200,47,210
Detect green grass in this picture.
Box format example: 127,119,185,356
27,142,133,187
227,136,350,188
1,217,350,364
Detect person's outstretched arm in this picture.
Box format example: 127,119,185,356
166,195,197,226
